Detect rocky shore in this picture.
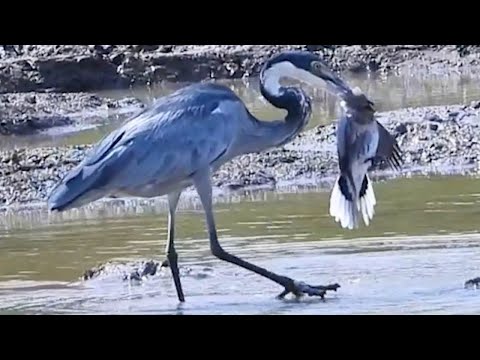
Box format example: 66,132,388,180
2,45,480,95
1,45,480,211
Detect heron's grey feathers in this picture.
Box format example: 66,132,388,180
47,83,242,211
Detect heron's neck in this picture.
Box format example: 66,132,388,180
240,64,312,152
239,113,309,155
231,63,313,156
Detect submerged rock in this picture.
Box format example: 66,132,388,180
81,259,213,284
464,277,480,289
83,260,161,281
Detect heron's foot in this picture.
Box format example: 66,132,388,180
141,261,159,276
277,280,340,300
465,277,480,289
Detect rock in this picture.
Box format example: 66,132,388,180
368,60,380,72
134,45,159,52
110,53,125,66
305,45,325,52
25,95,36,104
395,123,408,136
465,277,480,289
427,114,443,123
349,61,368,73
91,45,114,55
0,114,73,136
471,101,480,109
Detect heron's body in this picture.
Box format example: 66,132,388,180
48,51,344,302
49,84,249,210
49,82,313,212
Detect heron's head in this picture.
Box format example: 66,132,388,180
261,51,351,97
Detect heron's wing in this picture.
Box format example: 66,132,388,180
48,84,242,209
88,102,239,190
374,120,403,171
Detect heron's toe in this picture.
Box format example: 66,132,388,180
277,280,340,300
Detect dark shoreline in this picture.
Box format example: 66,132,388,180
2,45,480,94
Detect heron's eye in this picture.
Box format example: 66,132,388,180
311,61,323,72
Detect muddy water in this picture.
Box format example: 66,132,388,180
0,175,480,314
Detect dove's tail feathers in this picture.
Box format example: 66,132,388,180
358,175,376,227
329,175,376,230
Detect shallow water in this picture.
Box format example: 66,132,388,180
1,175,479,314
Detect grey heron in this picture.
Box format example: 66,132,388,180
47,50,344,303
326,79,403,230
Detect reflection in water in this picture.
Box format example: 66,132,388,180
0,176,480,314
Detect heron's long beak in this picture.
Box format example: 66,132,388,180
309,61,376,112
326,78,353,99
321,74,354,99
311,62,353,98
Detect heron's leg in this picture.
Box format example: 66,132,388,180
166,191,185,302
192,170,340,300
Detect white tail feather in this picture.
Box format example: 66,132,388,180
329,175,377,230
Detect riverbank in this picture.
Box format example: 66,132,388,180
2,45,480,137
1,101,479,210
0,92,144,136
2,45,480,94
